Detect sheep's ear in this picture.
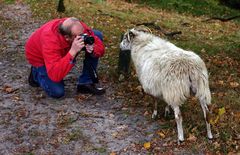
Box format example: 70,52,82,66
127,30,135,41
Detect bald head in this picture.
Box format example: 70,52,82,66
59,17,84,38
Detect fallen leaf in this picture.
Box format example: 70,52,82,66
157,131,166,138
210,107,226,125
109,113,114,118
218,107,226,116
213,141,220,149
12,95,21,102
217,92,225,97
217,80,224,85
191,127,198,132
6,87,14,93
210,116,219,125
135,85,142,92
110,153,116,155
2,85,15,93
101,75,108,83
111,132,118,138
187,134,197,142
118,74,125,81
143,142,151,149
75,94,91,102
143,111,149,116
235,112,240,119
230,82,239,88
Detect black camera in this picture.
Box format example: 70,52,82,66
80,33,95,45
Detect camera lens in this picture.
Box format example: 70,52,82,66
85,36,94,45
79,34,94,45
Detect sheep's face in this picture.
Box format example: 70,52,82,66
120,27,150,51
120,29,135,51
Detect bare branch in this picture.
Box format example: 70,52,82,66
203,15,240,22
136,22,182,37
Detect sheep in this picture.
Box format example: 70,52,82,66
120,27,213,142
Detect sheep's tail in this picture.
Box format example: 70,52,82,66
190,67,211,105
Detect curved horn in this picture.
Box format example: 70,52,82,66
134,26,152,34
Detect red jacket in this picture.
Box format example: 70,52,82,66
25,18,105,82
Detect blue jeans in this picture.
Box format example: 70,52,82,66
31,30,103,98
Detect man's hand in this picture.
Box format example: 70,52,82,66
69,36,85,57
86,44,94,54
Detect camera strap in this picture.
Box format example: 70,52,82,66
84,57,99,84
71,49,99,84
89,63,99,84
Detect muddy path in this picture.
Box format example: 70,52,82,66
0,2,174,155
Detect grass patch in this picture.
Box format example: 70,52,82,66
3,0,15,4
134,0,240,21
66,128,85,142
93,147,107,153
25,153,34,155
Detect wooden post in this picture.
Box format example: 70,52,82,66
118,49,131,76
57,0,65,12
118,34,131,77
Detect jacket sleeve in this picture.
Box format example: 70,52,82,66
81,22,105,57
92,34,105,57
41,35,74,82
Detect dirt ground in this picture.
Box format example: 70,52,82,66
0,2,182,155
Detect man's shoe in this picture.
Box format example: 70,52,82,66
77,84,105,95
28,67,40,87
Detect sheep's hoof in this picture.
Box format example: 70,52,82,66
208,136,213,140
151,110,158,119
208,136,213,142
177,136,184,145
178,139,184,145
207,133,213,140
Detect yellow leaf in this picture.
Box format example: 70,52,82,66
210,116,219,125
218,107,226,116
110,152,116,155
143,142,151,149
157,132,166,138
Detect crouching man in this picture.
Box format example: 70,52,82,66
25,17,106,98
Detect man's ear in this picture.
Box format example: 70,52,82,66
64,35,71,41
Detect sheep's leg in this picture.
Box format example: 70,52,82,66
173,106,184,143
200,100,213,139
164,105,171,117
151,99,158,119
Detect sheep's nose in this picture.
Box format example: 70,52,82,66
119,42,124,49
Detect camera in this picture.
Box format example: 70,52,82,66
80,33,95,45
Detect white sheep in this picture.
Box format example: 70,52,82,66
120,27,213,142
